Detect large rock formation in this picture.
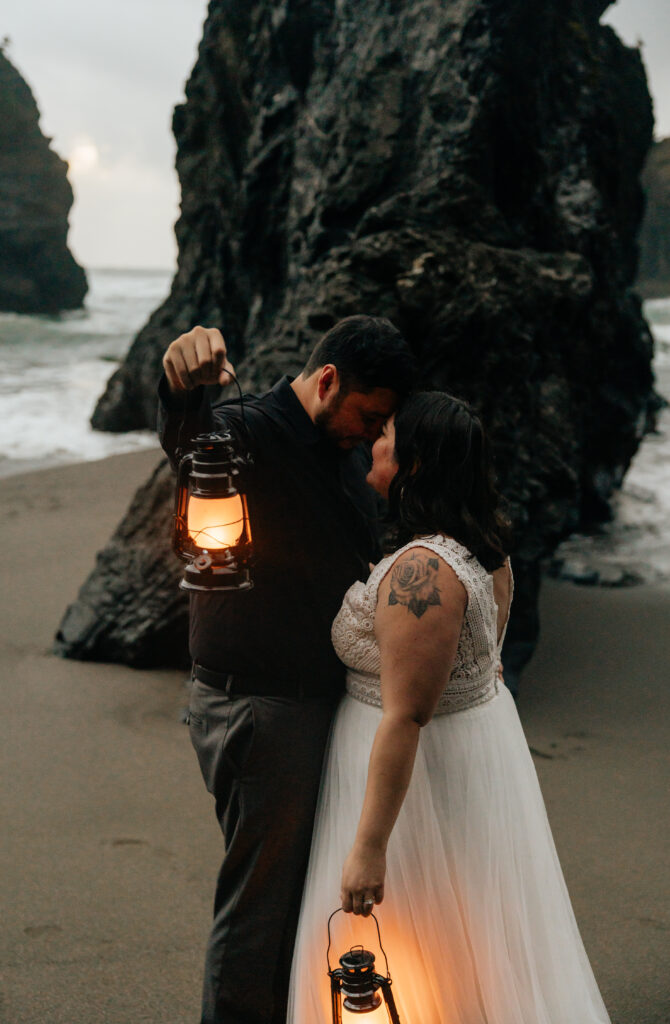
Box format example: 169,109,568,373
0,50,87,313
57,0,657,688
637,137,670,299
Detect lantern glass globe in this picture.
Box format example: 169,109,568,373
187,494,246,550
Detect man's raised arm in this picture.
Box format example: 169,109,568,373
157,326,237,470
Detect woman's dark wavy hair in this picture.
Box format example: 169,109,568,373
388,391,511,572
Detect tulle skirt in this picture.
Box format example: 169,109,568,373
287,685,610,1024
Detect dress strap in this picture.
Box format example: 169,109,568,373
496,559,515,653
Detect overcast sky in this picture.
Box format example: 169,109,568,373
3,0,668,271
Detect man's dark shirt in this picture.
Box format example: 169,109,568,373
158,375,382,699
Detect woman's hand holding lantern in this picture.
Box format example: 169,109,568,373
341,843,385,917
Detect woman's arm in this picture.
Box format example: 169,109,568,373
340,547,467,915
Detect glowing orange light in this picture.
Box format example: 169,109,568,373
187,494,245,550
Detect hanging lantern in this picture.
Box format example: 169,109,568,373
327,910,402,1023
173,431,253,591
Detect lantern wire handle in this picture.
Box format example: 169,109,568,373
326,907,392,982
218,367,249,438
175,366,250,461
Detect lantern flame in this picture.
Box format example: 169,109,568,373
187,495,246,550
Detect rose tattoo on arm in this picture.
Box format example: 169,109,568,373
388,552,442,619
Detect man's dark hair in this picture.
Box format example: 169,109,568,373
303,315,416,400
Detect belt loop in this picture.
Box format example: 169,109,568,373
225,673,234,697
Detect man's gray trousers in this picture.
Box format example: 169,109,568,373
188,679,336,1024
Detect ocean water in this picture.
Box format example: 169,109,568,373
1,271,669,582
551,299,670,585
0,267,170,478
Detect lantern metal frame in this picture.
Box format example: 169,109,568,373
173,428,254,592
327,908,402,1023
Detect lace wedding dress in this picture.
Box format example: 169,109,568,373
287,535,610,1024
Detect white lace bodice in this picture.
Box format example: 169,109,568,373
332,535,512,714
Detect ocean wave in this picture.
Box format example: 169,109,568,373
0,268,167,476
551,301,670,585
2,274,670,583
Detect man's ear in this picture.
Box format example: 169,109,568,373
317,364,338,400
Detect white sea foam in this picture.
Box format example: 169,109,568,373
0,268,169,477
646,297,670,368
1,275,669,581
552,299,670,585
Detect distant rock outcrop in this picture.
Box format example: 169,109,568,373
58,0,657,688
637,137,670,299
0,51,86,313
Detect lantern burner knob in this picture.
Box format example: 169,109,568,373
193,552,214,570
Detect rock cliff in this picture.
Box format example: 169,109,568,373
0,51,87,313
57,0,657,688
637,137,670,299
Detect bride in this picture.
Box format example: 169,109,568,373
288,392,610,1023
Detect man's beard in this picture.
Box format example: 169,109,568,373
313,395,350,447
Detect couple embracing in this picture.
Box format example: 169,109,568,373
159,316,610,1024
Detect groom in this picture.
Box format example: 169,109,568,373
158,316,415,1024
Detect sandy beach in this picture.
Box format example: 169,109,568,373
0,449,668,1024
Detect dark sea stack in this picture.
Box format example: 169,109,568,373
63,0,656,685
54,459,190,668
0,50,87,313
637,138,670,299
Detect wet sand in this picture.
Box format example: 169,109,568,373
0,450,668,1023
